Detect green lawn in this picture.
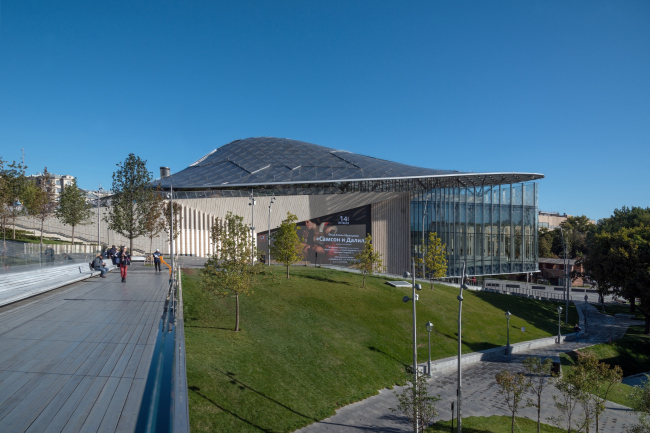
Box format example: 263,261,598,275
3,230,73,245
183,266,578,433
428,416,565,432
560,325,649,407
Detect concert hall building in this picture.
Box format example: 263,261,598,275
157,137,543,277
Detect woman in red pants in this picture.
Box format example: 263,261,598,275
119,247,131,283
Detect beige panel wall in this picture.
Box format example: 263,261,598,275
12,191,412,262
371,194,411,275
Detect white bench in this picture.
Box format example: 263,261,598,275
0,262,116,307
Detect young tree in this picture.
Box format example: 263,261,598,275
625,375,650,433
55,178,93,246
495,369,531,433
352,234,383,288
160,200,183,252
0,158,10,240
5,160,29,240
549,367,582,432
28,168,56,250
391,370,441,432
106,154,155,253
141,187,165,254
270,212,302,279
200,212,262,331
523,357,554,433
572,353,602,433
594,359,623,433
424,231,447,289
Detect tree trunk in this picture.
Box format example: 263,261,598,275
630,298,636,313
645,314,649,335
235,292,240,332
40,218,44,249
71,225,75,247
362,272,366,288
12,215,15,239
286,264,290,279
129,237,133,255
537,396,541,433
511,412,515,433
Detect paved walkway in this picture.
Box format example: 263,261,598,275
0,266,169,432
296,302,644,433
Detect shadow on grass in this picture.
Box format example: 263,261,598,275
368,346,409,369
473,291,577,335
184,324,233,331
188,386,274,432
301,274,353,286
218,369,319,422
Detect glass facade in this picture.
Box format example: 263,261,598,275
411,182,539,277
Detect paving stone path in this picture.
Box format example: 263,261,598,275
296,302,644,433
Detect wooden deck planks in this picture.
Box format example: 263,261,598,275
0,269,169,433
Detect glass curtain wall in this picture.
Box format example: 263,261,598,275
411,182,538,277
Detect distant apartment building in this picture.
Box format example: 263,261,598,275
538,211,595,229
27,173,74,201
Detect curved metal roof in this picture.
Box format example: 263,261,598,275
158,137,543,190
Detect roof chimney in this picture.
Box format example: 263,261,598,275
160,167,170,178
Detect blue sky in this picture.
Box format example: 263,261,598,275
1,1,648,220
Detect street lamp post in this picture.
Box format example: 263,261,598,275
421,197,428,279
505,311,512,356
268,195,275,265
167,186,175,282
584,294,588,335
248,191,256,265
425,321,433,377
557,306,563,344
457,263,468,433
560,227,569,324
402,260,422,433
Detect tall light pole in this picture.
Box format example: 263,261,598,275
167,186,175,282
505,311,512,356
421,197,428,279
457,262,468,433
248,190,256,265
557,306,563,344
96,185,104,249
268,195,275,265
584,294,588,335
425,321,433,377
402,259,422,433
560,227,569,324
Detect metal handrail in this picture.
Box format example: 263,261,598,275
135,264,190,433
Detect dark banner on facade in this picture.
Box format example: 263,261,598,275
258,205,370,266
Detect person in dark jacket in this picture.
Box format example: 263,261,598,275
108,245,117,265
152,249,162,272
119,247,131,283
92,254,108,278
574,323,581,342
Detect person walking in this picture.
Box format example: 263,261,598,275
153,249,162,272
92,254,109,278
574,323,581,342
119,247,131,283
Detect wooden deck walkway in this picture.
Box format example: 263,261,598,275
0,267,169,433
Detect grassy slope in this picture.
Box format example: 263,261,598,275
183,266,578,433
428,416,565,432
560,325,649,407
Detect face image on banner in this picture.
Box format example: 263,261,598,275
258,205,370,266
